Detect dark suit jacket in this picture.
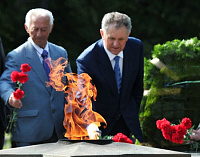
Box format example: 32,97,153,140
0,40,71,143
0,37,7,130
76,37,144,142
0,37,5,75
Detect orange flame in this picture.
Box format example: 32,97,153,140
46,57,107,140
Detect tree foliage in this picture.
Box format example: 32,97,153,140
0,0,200,71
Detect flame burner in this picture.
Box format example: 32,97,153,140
59,138,113,145
47,57,107,140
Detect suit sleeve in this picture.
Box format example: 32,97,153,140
60,48,72,73
65,50,72,73
132,41,144,112
76,59,85,74
0,52,19,105
76,58,92,78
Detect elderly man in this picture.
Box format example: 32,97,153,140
76,12,144,142
0,8,71,147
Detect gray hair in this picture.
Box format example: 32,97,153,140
25,8,54,29
101,12,132,35
101,12,132,34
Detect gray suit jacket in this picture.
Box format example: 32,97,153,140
0,40,71,143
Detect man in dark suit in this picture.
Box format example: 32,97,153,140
0,37,6,149
0,8,71,147
76,12,144,142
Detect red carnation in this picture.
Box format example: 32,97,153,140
172,132,184,144
156,117,193,145
11,71,20,82
156,118,170,130
162,125,175,141
13,89,24,99
18,72,28,84
162,132,171,141
113,133,126,142
20,63,31,73
181,117,192,130
112,133,133,144
175,124,187,136
126,138,133,144
160,121,171,133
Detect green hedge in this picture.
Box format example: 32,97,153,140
141,37,200,150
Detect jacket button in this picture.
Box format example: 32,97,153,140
52,109,55,113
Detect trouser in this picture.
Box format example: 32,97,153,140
109,116,130,137
0,120,4,149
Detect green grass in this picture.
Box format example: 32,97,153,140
3,133,11,149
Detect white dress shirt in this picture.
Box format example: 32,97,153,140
28,37,50,63
103,44,123,76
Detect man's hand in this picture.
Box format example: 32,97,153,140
8,93,22,108
89,131,101,140
190,129,200,142
86,123,101,140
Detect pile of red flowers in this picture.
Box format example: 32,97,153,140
156,117,192,144
11,63,31,99
112,133,133,144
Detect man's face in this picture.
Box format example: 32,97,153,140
100,24,130,55
25,16,53,49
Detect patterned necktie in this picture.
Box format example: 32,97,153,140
41,50,50,80
114,56,121,94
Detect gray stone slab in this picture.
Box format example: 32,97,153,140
0,140,191,157
191,153,200,157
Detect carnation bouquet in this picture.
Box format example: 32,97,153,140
156,117,199,151
6,63,31,133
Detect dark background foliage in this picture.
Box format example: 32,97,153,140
0,0,199,72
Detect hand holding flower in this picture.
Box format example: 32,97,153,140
190,129,200,142
6,63,31,133
8,93,23,109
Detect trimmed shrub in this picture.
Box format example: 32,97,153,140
141,37,200,149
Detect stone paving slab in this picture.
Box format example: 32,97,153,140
0,140,191,157
191,153,200,157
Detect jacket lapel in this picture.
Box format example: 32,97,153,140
96,40,119,97
120,49,130,96
120,45,135,102
49,44,60,61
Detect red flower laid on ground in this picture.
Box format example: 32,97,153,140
100,132,133,144
112,133,133,144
